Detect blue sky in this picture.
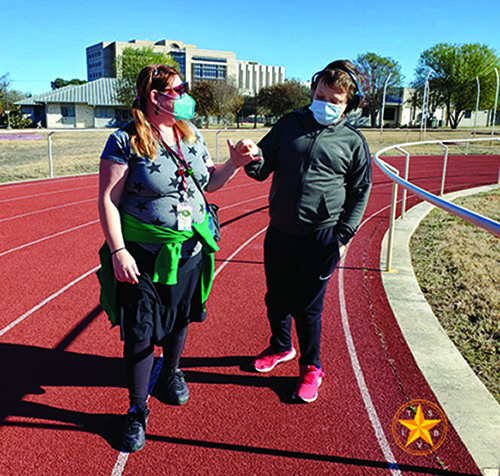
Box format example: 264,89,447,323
2,0,499,95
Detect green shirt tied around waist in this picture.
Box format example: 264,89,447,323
97,210,220,326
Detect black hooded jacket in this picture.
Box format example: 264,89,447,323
244,110,372,244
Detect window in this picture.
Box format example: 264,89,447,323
383,107,396,121
192,56,227,63
115,108,132,124
95,107,110,118
193,63,226,81
61,105,75,118
464,110,472,119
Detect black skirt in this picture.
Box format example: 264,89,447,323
116,242,206,345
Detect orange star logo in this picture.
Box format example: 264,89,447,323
392,399,448,455
398,404,441,446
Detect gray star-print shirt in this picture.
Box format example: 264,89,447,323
100,122,212,257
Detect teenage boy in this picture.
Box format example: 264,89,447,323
235,60,372,403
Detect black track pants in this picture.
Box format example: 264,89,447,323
263,226,340,368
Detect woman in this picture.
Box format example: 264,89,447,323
98,64,256,452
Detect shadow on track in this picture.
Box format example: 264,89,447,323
0,305,126,450
156,355,299,405
145,433,481,476
220,205,269,229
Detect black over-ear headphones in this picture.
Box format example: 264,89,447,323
311,62,364,112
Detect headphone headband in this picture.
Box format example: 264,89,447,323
311,63,363,112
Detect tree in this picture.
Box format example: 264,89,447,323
190,81,217,128
414,43,500,129
257,79,310,119
115,47,178,107
239,95,259,128
50,78,87,90
211,77,244,126
354,53,403,127
0,73,27,126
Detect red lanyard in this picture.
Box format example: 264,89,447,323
153,127,193,198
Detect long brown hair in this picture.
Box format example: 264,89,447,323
129,64,196,159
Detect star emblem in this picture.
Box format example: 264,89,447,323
170,204,177,215
135,201,148,213
398,405,441,447
151,218,165,226
169,177,179,188
147,162,161,174
199,203,206,214
198,175,208,187
188,146,197,156
186,188,195,199
133,181,145,192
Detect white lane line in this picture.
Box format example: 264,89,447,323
0,185,97,204
0,220,99,257
0,198,95,223
0,266,100,338
338,203,401,474
214,227,267,278
217,181,267,192
111,453,129,476
0,191,264,224
111,225,268,475
219,194,268,211
0,173,97,190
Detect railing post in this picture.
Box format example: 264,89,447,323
215,128,227,164
396,147,410,219
439,143,449,196
47,132,54,179
383,163,400,273
386,180,399,273
215,130,221,164
465,131,471,155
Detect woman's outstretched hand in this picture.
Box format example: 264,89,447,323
227,139,261,167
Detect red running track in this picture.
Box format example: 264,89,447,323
0,155,499,476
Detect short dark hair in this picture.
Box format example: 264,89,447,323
311,60,362,112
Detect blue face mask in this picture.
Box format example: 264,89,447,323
158,92,196,120
309,100,343,126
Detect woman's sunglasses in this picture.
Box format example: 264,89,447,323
171,82,189,96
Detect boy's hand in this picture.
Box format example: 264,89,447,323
235,139,259,156
227,139,261,167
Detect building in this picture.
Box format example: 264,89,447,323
86,39,285,96
350,87,493,129
16,78,128,128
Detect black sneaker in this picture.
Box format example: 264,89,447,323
122,406,150,453
163,369,189,405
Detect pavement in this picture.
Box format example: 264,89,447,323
380,184,500,476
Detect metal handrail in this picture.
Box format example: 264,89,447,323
374,137,500,272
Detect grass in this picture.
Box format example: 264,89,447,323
410,189,500,403
1,126,499,183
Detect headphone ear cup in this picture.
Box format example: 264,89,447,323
310,73,319,99
351,94,360,110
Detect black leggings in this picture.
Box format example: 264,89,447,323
124,323,188,408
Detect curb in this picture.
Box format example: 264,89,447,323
380,185,500,476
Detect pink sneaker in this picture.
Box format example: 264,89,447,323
293,365,325,403
252,346,297,372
